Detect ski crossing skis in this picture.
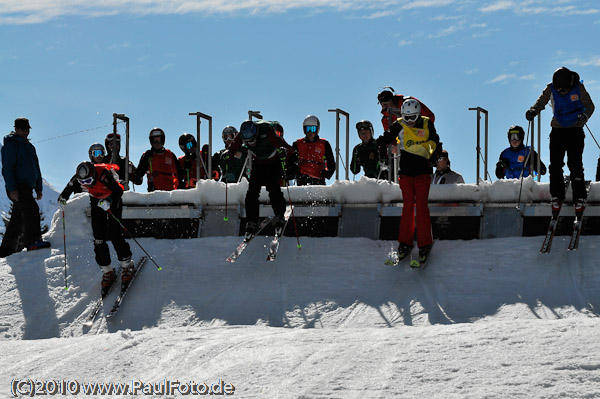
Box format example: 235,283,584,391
266,207,293,262
540,203,562,254
82,266,122,327
226,217,273,263
106,256,148,319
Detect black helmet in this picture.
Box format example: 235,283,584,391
76,161,96,184
377,87,395,104
552,67,574,92
88,143,106,162
355,120,374,136
222,125,238,142
105,133,121,153
507,125,525,142
149,127,166,145
178,133,197,154
239,120,257,142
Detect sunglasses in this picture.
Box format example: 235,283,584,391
403,114,418,122
304,125,318,134
91,149,104,158
78,177,94,186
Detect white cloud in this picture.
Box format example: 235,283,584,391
486,73,516,84
402,0,455,10
397,39,412,47
479,1,514,13
570,56,600,68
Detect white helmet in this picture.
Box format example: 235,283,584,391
302,115,320,135
401,98,421,121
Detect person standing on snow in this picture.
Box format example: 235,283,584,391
58,157,134,296
526,66,594,212
431,150,465,184
377,99,440,264
495,125,546,180
289,115,336,186
213,126,248,183
226,120,293,235
134,128,183,192
350,120,385,179
0,117,50,257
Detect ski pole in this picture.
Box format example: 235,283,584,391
62,208,68,290
584,123,600,150
516,121,533,211
107,209,162,270
279,149,301,249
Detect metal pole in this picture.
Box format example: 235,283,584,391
189,112,213,181
112,113,129,189
537,113,542,182
328,108,350,180
248,110,263,121
469,107,489,184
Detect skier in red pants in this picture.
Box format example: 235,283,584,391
377,99,441,264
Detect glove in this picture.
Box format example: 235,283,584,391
58,196,67,209
577,113,588,123
221,150,230,161
525,109,536,121
97,198,112,212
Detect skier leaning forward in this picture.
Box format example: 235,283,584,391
58,161,135,296
378,99,441,262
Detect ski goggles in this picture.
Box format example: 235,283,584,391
403,114,418,122
356,122,371,131
223,134,235,142
90,149,104,158
106,133,120,142
242,137,257,145
78,177,94,186
509,133,521,141
437,156,448,162
185,141,194,150
304,125,318,134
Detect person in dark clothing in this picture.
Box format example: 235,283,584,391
58,161,134,295
0,117,49,258
177,133,210,189
495,125,546,180
526,66,594,212
134,128,183,192
213,126,249,183
350,120,385,179
103,133,137,188
378,99,441,263
377,87,436,132
226,120,293,235
289,115,336,186
432,150,465,184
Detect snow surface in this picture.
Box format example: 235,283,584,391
2,179,600,398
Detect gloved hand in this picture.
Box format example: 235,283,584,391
221,150,230,161
577,113,589,123
58,196,67,209
525,109,536,121
98,198,112,212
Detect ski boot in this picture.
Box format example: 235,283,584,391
574,198,586,214
272,215,285,235
550,197,563,218
245,221,258,239
120,258,135,291
417,244,433,265
397,243,413,261
101,268,117,297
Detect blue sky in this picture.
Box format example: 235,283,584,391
1,0,599,191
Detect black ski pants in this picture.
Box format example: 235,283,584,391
549,127,586,200
245,162,286,224
90,198,132,267
0,185,42,257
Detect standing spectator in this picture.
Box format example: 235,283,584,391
103,133,137,187
377,99,440,264
350,120,384,179
177,133,209,189
134,128,183,192
213,126,248,183
0,118,49,257
495,125,546,180
289,115,336,186
526,66,594,211
377,87,435,132
58,161,134,295
432,150,465,184
226,120,292,235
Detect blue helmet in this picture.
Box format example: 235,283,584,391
239,120,257,141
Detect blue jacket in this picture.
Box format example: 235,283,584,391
1,133,43,193
496,145,546,179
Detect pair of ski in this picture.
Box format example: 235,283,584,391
83,256,148,327
226,207,292,263
384,244,432,269
540,204,584,253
